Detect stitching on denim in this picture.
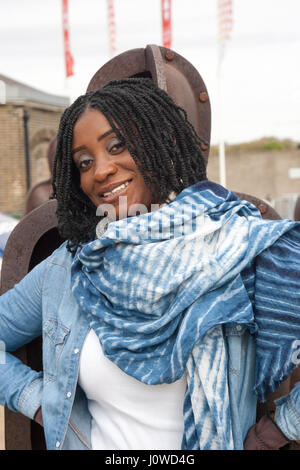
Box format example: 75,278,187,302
42,255,70,295
69,420,92,450
44,372,56,385
287,396,300,424
18,376,42,415
41,259,48,294
59,325,91,449
49,260,70,269
44,318,70,335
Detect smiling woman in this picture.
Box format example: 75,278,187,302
1,74,300,452
71,108,154,220
51,78,207,253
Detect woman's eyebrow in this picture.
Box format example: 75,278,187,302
97,129,114,142
71,129,114,156
71,145,86,156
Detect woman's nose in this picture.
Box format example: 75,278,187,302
93,154,117,181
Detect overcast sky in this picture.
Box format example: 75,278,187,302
0,0,300,145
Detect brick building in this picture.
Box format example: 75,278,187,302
0,74,69,215
207,142,300,218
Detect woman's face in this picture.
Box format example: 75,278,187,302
72,108,155,219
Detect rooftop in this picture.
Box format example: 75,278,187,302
0,73,70,108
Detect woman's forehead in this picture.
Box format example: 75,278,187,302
73,108,112,136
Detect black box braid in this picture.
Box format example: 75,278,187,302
51,78,207,254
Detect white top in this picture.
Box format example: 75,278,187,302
78,329,186,450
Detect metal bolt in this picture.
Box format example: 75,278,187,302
165,50,174,61
258,204,267,215
199,92,208,103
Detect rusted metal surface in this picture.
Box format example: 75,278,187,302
199,91,208,103
1,200,62,450
294,195,300,221
25,136,57,214
258,203,267,215
1,200,59,293
87,45,211,165
145,45,167,92
164,49,175,61
234,192,281,220
200,143,209,151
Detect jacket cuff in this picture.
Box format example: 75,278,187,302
244,414,290,450
17,374,43,420
274,393,300,441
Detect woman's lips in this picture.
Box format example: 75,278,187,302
98,180,132,204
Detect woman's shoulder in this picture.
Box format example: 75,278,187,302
46,240,74,269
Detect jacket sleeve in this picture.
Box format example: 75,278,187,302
0,258,48,419
244,382,300,450
274,381,300,441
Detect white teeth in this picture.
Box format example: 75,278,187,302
102,181,130,197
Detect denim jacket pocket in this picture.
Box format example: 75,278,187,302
43,318,70,382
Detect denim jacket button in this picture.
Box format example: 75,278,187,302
74,348,79,354
66,391,71,398
236,325,243,332
56,441,60,448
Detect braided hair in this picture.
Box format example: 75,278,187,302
51,78,207,254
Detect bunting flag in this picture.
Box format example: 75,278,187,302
62,0,74,77
161,0,172,48
107,0,116,55
217,0,233,65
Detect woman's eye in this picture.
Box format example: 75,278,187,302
77,156,93,171
108,138,125,154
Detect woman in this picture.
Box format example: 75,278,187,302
0,78,299,450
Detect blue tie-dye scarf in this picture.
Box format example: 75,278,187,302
71,181,300,449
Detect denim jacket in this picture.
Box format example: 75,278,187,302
0,242,297,450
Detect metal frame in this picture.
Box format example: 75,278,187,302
87,45,211,165
0,200,63,449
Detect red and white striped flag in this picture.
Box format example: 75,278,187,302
161,0,172,48
217,0,233,64
107,0,116,55
62,0,74,77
